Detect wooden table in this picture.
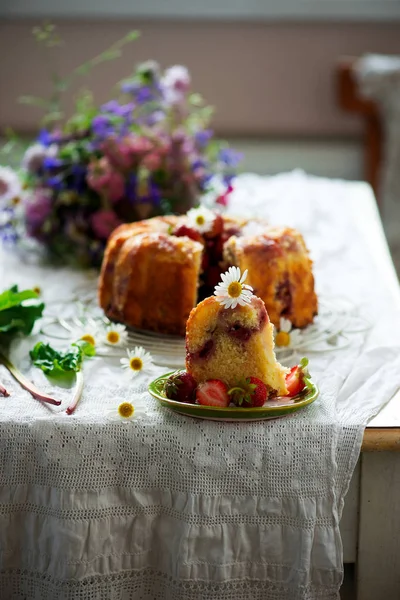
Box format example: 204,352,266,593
339,182,400,600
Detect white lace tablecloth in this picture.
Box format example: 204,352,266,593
1,171,400,600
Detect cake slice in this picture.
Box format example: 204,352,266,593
185,289,288,396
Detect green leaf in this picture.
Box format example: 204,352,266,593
30,340,95,377
0,286,44,336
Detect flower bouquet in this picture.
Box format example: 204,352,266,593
0,25,241,267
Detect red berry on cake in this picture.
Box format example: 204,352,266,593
204,213,223,239
163,371,197,403
285,357,312,397
173,224,203,243
196,379,230,407
228,377,268,407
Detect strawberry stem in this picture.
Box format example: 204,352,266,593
66,370,84,415
0,351,61,406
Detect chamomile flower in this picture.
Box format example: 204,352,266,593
103,323,128,347
214,266,254,309
187,206,215,234
107,400,147,422
120,346,153,378
275,318,303,348
71,324,99,347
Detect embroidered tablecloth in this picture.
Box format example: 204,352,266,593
1,171,400,600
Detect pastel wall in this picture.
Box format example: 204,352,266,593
0,20,399,136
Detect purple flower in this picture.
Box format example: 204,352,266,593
192,159,207,171
218,148,243,168
125,174,137,203
91,115,112,138
43,156,64,170
46,176,64,191
121,80,141,95
37,129,57,147
70,164,87,193
136,86,154,104
24,190,53,237
101,100,121,114
195,130,213,148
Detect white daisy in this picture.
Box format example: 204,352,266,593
71,324,99,347
103,323,128,347
107,401,147,422
187,206,215,234
22,142,57,173
120,346,153,378
214,266,254,309
0,166,22,205
275,318,303,348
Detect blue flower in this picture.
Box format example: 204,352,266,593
47,176,64,191
43,156,64,170
91,115,112,138
121,80,140,95
191,159,207,171
37,129,55,147
136,86,154,104
219,148,243,168
195,129,213,148
70,164,87,193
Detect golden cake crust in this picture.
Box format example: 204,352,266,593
99,214,317,335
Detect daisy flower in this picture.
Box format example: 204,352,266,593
107,400,147,422
0,166,22,205
275,318,303,348
187,206,215,234
214,266,254,309
71,324,99,347
103,323,128,347
120,346,153,378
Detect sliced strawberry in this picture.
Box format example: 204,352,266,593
285,358,312,397
228,376,268,408
164,371,197,403
196,379,230,407
173,224,202,243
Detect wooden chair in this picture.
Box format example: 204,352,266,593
336,57,383,210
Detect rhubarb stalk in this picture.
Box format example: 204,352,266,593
0,380,10,397
65,370,84,415
0,351,61,406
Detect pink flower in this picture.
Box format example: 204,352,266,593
141,152,162,171
102,136,155,170
86,157,125,202
90,209,122,240
24,189,53,238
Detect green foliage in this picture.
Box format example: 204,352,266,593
228,377,257,406
0,286,44,336
299,357,314,391
30,339,95,376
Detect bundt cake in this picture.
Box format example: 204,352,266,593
98,209,317,336
185,283,288,395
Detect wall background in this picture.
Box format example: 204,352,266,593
1,20,399,137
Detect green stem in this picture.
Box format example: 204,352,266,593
66,370,84,415
0,352,61,406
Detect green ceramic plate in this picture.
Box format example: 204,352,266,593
148,371,319,421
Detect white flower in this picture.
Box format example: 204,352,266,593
107,400,147,422
102,323,128,347
120,346,154,378
22,143,57,173
187,206,215,234
162,65,191,104
214,266,254,309
71,324,99,347
275,318,303,348
0,166,22,205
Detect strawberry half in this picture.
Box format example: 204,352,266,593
285,357,312,397
228,377,268,408
163,371,197,403
196,379,230,407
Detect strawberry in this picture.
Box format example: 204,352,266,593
173,224,202,243
285,357,312,397
228,377,267,407
204,213,223,239
196,379,230,407
163,370,197,403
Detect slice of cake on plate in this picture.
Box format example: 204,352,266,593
185,266,288,397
